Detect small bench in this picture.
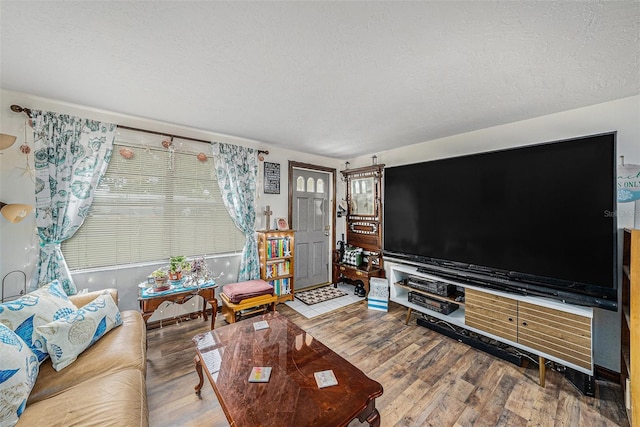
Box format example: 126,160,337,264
220,280,277,324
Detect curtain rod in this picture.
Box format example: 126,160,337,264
116,124,211,144
10,104,269,156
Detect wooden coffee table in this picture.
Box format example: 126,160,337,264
193,312,383,426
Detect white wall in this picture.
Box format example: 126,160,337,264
2,88,637,371
360,95,639,373
0,89,342,311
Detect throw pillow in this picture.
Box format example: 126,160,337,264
0,279,77,364
0,323,39,427
36,293,122,371
341,246,363,266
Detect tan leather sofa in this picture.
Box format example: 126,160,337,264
16,289,148,427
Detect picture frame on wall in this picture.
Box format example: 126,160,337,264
264,162,280,194
276,217,289,230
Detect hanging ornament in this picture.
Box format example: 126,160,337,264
197,152,208,162
162,137,174,149
16,118,35,180
119,147,134,159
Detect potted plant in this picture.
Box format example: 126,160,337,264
169,255,190,281
151,269,170,290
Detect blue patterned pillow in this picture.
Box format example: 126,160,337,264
0,323,39,427
36,294,122,371
0,280,77,364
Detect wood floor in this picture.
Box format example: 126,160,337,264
146,300,629,427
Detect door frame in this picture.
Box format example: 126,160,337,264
288,161,337,281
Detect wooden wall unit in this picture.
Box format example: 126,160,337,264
621,228,639,425
332,164,385,294
257,229,295,304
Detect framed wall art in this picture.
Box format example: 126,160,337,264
264,162,280,194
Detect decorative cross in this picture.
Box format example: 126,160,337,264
263,205,273,230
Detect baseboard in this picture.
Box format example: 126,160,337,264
144,312,204,330
595,365,620,384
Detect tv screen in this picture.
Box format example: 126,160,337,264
383,132,618,310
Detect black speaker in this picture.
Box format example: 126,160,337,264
417,317,522,366
564,367,595,397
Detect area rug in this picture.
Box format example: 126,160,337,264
295,285,348,305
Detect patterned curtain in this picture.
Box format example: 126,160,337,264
212,143,259,281
31,111,116,295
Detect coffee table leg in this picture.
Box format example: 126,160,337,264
366,408,381,427
194,354,204,398
357,400,380,427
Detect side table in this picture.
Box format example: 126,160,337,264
138,280,218,329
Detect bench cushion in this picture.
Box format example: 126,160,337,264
223,280,273,303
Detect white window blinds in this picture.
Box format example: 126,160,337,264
62,130,245,270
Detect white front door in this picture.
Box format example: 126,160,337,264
293,168,331,289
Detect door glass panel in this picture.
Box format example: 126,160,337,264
296,176,305,192
316,178,324,193
307,177,315,192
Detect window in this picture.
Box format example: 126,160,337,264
62,130,245,270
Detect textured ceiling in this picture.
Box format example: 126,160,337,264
1,1,639,159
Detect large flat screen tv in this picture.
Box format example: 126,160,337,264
383,132,618,311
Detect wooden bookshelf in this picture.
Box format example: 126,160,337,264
257,230,295,303
621,228,640,425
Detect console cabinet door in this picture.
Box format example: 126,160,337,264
518,302,592,371
465,289,518,342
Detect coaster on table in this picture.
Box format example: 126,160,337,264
314,369,338,388
249,366,272,383
253,320,269,331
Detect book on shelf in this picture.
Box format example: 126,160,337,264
265,260,291,279
269,278,291,296
266,236,291,259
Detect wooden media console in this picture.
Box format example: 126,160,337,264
387,261,594,386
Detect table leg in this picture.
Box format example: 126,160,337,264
366,409,381,427
539,356,546,387
209,299,217,330
405,307,413,325
201,295,208,322
356,400,380,427
194,354,204,398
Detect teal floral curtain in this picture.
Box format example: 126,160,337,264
31,111,116,295
212,143,259,281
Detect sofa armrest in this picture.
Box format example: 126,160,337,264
69,288,118,308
